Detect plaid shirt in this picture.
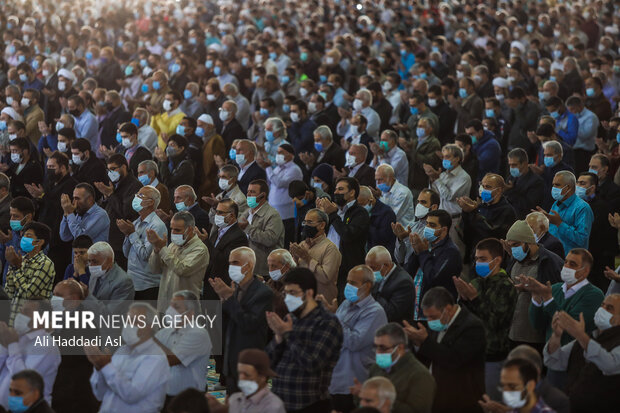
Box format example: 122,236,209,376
509,398,556,413
266,304,343,411
5,251,55,325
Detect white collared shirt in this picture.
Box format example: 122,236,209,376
238,160,256,181
380,181,415,228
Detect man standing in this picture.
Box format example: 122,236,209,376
59,183,110,244
7,370,55,413
375,164,415,229
357,186,396,254
495,359,556,413
504,148,545,220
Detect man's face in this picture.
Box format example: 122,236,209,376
72,188,91,213
170,218,187,236
9,379,38,408
417,191,433,209
481,176,502,199
303,211,324,235
543,147,557,161
334,181,352,201
551,176,567,196
499,367,528,399
577,175,594,196
359,386,382,409
247,183,262,199
237,363,262,384
88,252,110,270
425,216,444,240
442,149,458,166
73,247,88,264
588,158,606,178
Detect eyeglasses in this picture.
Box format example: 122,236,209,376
372,344,395,352
215,210,231,216
136,193,150,200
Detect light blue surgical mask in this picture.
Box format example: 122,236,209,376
416,127,425,138
20,236,35,253
543,156,555,168
195,127,205,137
375,346,398,369
183,90,193,100
475,261,492,277
8,395,29,413
459,88,468,99
265,131,275,142
551,185,566,201
344,283,359,303
229,149,236,160
427,310,448,331
175,201,188,211
377,182,391,193
575,185,590,200
374,271,383,283
442,159,453,170
176,125,185,135
512,245,528,262
247,196,259,209
132,196,144,212
9,219,23,231
423,226,438,242
588,168,597,175
479,187,493,203
138,174,151,186
314,142,323,152
510,167,521,178
485,109,495,118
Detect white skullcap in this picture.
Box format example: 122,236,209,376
57,68,75,83
510,41,525,54
1,107,23,121
197,114,214,125
492,77,509,88
207,43,222,52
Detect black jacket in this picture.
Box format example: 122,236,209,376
99,105,131,148
536,379,570,413
159,153,195,194
505,169,545,219
372,98,393,132
416,306,486,413
189,203,210,233
587,196,617,291
506,244,564,285
462,197,516,261
238,161,267,194
73,155,109,200
102,174,142,253
96,60,123,91
539,232,565,260
222,277,273,378
368,199,397,257
430,100,457,145
598,177,620,212
9,158,43,199
372,264,415,323
203,222,249,300
115,144,152,177
352,163,376,188
0,194,10,232
36,174,78,247
309,142,345,173
221,118,245,151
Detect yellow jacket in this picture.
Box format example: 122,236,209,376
150,108,186,150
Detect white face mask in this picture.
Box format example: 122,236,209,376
162,99,172,112
414,203,430,219
219,109,229,121
269,268,284,281
428,98,437,107
214,214,227,228
503,390,527,409
228,264,245,284
122,326,141,346
89,265,105,278
20,98,30,107
14,313,31,335
170,232,186,246
218,178,231,191
72,154,83,165
284,293,304,312
594,307,613,331
345,152,357,167
57,141,67,152
560,266,578,285
58,80,66,91
237,379,259,396
353,98,363,111
290,112,300,123
51,295,64,311
275,154,286,165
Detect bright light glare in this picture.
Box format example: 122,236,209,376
356,4,363,10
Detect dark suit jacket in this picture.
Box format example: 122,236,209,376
9,158,43,199
203,223,249,300
416,306,486,413
372,264,415,323
222,277,273,378
99,106,131,148
73,155,109,200
102,175,142,253
537,378,570,413
189,203,210,233
505,169,545,219
116,145,152,177
539,232,565,259
238,161,267,194
314,142,345,171
352,163,376,188
368,199,397,256
36,174,78,247
221,118,246,150
0,194,10,232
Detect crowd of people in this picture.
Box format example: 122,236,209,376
0,0,620,412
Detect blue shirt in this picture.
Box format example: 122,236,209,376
399,52,416,80
63,264,91,285
122,211,167,291
572,108,599,151
472,130,501,180
0,231,21,285
73,110,99,149
549,193,594,252
329,295,387,394
59,204,110,243
555,110,579,146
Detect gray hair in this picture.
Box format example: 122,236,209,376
376,164,395,179
508,344,543,373
87,241,114,261
308,208,329,225
543,140,563,158
266,117,287,138
357,88,373,105
0,173,9,191
358,185,372,200
172,211,195,228
223,82,239,94
375,322,408,346
231,246,256,267
172,290,202,315
11,370,44,396
367,245,392,264
555,170,576,188
238,139,258,157
443,144,464,163
139,160,159,175
362,377,397,407
42,58,57,72
268,249,297,269
176,185,197,202
421,286,455,310
223,99,237,114
356,264,375,285
526,211,549,231
220,164,239,179
143,185,161,209
314,125,333,142
128,302,159,333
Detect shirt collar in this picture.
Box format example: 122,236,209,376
562,278,589,295
245,386,271,404
445,305,461,330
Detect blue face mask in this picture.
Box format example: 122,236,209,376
176,125,185,135
183,90,193,100
374,271,383,283
423,226,438,242
314,142,323,152
550,111,560,119
485,109,495,118
510,167,521,178
512,245,528,262
132,196,144,212
543,156,555,168
375,347,398,369
416,127,426,138
410,106,419,115
427,311,448,331
20,236,35,253
214,66,221,76
175,201,188,212
551,185,565,201
616,132,620,144
170,63,181,74
259,108,269,117
138,174,151,186
475,261,492,277
459,88,468,99
379,141,390,152
8,395,29,413
195,127,205,137
0,121,6,131
575,185,589,200
131,117,140,127
442,159,452,170
480,188,493,203
152,81,161,90
377,182,391,193
116,132,122,143
247,196,259,209
471,134,478,145
265,131,275,142
586,88,595,97
344,283,360,303
588,168,597,175
141,84,149,93
281,75,290,84
229,149,236,160
282,104,290,113
10,219,23,231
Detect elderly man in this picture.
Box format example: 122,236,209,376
0,299,61,410
290,208,341,303
147,211,210,313
375,164,415,229
540,140,574,210
85,241,134,312
132,107,158,153
350,89,380,138
326,265,387,413
155,290,211,399
137,160,171,212
370,130,409,186
7,370,55,413
505,148,545,220
219,100,245,150
300,125,345,173
400,117,442,194
526,211,565,258
88,303,170,413
405,287,486,413
544,294,620,412
236,140,266,194
209,246,273,393
357,186,396,254
358,377,397,413
119,185,167,301
172,185,210,234
365,246,414,323
239,179,284,277
535,171,593,253
343,144,375,188
205,165,248,224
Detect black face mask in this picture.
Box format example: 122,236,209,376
333,193,347,207
105,102,115,112
69,109,80,117
302,224,318,239
47,168,58,182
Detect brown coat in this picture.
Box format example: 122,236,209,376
25,105,45,145
298,234,341,303
199,133,226,199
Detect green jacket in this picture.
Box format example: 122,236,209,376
368,352,436,413
465,269,518,361
529,282,604,344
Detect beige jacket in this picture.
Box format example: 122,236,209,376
241,203,284,276
298,234,341,303
149,235,209,313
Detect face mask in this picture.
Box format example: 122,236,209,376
561,266,578,285
138,174,151,186
20,236,35,253
194,126,205,137
141,84,149,93
509,167,520,178
442,159,452,170
108,170,121,183
122,326,141,346
152,81,161,90
236,154,246,166
410,106,419,116
428,98,437,107
344,283,360,303
89,265,105,278
166,146,177,157
459,88,468,99
502,390,527,409
20,97,29,107
0,121,6,131
551,185,565,201
374,271,383,283
377,182,391,193
170,232,186,246
428,311,448,331
219,109,229,121
122,137,133,148
549,111,559,120
132,196,144,212
238,379,259,396
218,177,232,191
576,186,590,200
495,94,504,101
247,196,259,209
290,112,300,123
229,264,246,283
8,395,29,413
379,141,389,152
11,153,22,164
475,260,493,277
543,156,556,168
413,203,430,219
353,99,363,111
214,214,227,228
423,226,438,242
594,307,613,331
162,99,172,112
50,295,64,311
478,186,493,203
375,346,398,369
275,154,286,166
9,219,23,231
512,245,528,262
312,181,323,190
345,153,357,167
284,293,304,312
269,268,284,281
14,313,31,335
302,224,319,239
313,142,324,152
175,201,188,212
416,127,426,138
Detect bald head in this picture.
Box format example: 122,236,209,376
347,264,375,300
